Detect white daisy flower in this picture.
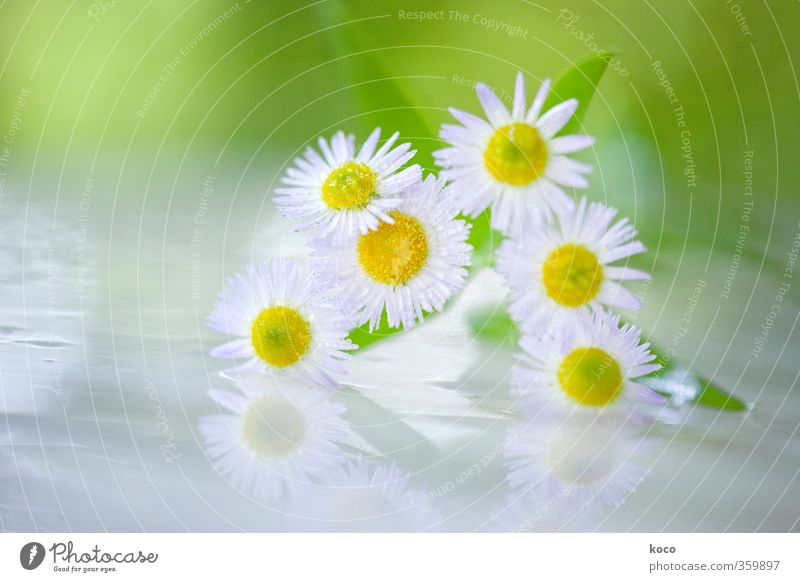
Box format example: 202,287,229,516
504,417,658,521
434,70,594,234
199,371,350,499
512,311,664,415
274,128,422,241
497,197,649,334
207,258,355,388
289,458,440,532
311,174,472,331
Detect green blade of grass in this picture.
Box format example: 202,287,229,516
542,51,615,136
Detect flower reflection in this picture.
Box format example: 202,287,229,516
504,416,659,522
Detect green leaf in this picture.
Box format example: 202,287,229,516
466,209,502,269
647,371,748,411
542,52,615,136
694,380,749,411
316,3,437,167
647,347,748,411
347,311,397,352
467,306,519,345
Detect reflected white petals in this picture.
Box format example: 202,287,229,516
200,372,350,498
287,458,440,532
504,418,658,521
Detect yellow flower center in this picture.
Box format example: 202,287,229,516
357,210,428,285
557,347,623,407
483,123,548,185
251,306,311,367
542,244,603,307
241,396,307,458
321,161,377,210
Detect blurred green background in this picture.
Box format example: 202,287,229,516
1,0,797,248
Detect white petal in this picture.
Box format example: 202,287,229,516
526,78,551,123
356,127,381,162
546,165,589,188
629,382,667,403
440,124,487,148
550,134,595,154
369,130,399,165
210,339,253,359
604,266,650,281
512,71,526,119
331,131,352,164
449,107,492,132
476,83,511,127
597,281,641,310
536,99,578,138
318,135,338,166
604,240,647,263
207,389,249,414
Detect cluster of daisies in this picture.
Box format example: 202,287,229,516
201,71,664,529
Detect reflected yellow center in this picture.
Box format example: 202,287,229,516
321,161,376,210
241,396,307,458
547,428,616,485
483,123,548,185
357,211,428,285
251,306,311,367
543,244,603,307
557,347,623,407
